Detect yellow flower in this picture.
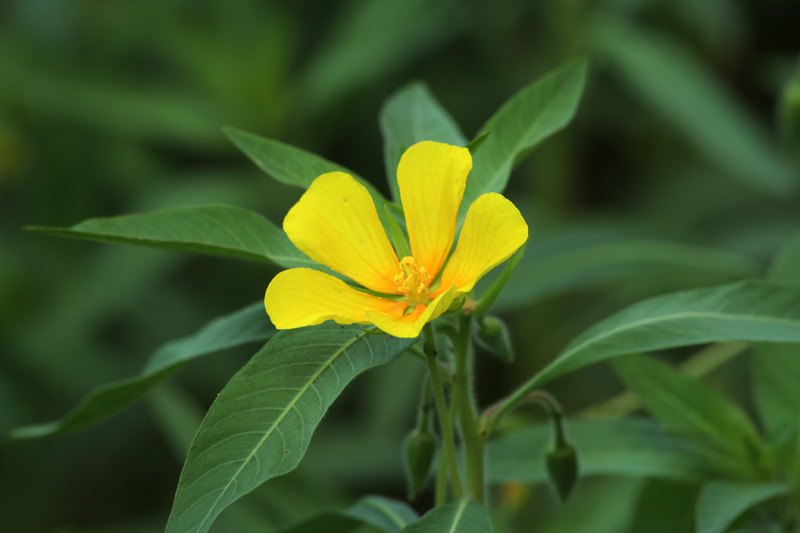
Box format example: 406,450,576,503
264,141,528,338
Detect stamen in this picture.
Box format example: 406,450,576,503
395,256,431,307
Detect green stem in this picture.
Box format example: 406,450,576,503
423,323,464,500
435,450,448,506
452,315,485,503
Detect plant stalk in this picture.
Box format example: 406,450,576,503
423,323,464,500
452,314,485,503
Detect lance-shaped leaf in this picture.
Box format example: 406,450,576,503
380,82,467,201
488,417,708,484
512,280,800,394
752,234,800,440
463,59,587,215
224,127,393,227
10,303,274,439
401,499,492,533
165,324,415,533
494,239,760,312
224,127,387,203
612,355,763,467
278,495,418,533
593,21,796,195
696,481,789,533
26,205,311,269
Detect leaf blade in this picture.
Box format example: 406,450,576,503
611,354,762,464
463,59,588,213
224,127,389,209
277,495,418,533
10,303,274,439
523,280,800,390
379,82,467,201
401,499,493,533
593,21,797,195
26,204,311,269
165,324,415,533
488,417,708,484
696,481,789,533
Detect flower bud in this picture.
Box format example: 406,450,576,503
403,428,437,500
545,441,578,501
473,315,514,362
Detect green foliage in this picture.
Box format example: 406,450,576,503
380,82,467,201
165,325,414,533
6,2,800,531
612,355,763,473
695,482,789,533
401,499,493,533
276,495,419,533
26,205,311,268
10,302,274,439
526,281,800,388
463,59,588,218
488,418,708,484
593,20,797,195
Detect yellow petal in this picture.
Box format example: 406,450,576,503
437,193,528,294
365,285,458,338
265,268,407,329
397,141,471,279
284,172,400,294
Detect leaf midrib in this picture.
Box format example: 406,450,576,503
189,331,367,531
447,500,469,533
30,227,315,265
626,362,756,450
556,309,800,370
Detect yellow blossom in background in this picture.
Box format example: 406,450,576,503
265,141,528,338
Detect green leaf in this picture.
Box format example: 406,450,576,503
752,235,800,440
696,481,789,533
401,499,492,533
593,21,797,195
224,127,392,227
224,127,361,191
379,82,467,201
26,205,311,269
611,355,762,465
165,324,415,533
519,280,800,390
753,343,800,442
10,303,274,439
278,496,419,533
463,59,587,214
465,131,489,156
494,239,761,312
488,417,708,484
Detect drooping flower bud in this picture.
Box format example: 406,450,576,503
545,440,578,501
473,314,514,362
403,428,437,500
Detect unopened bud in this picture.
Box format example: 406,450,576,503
474,315,513,362
546,441,578,501
403,429,437,500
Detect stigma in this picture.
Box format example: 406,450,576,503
393,256,431,308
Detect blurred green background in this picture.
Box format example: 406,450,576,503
1,0,798,531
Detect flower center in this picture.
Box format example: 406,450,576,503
393,256,431,308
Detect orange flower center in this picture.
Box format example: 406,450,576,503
393,256,431,308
